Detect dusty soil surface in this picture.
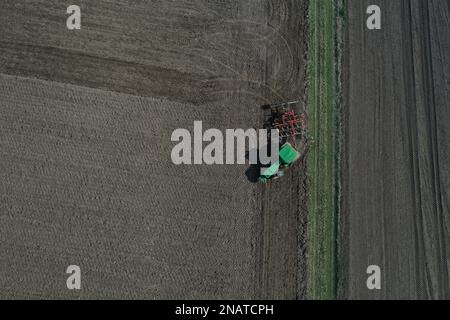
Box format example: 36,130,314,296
0,0,308,298
342,0,450,299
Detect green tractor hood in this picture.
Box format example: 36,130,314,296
279,142,300,166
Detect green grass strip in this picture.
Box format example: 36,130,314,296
306,0,340,299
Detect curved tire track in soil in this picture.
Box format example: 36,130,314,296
0,0,309,298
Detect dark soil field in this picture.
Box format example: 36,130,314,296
0,1,308,298
342,0,450,299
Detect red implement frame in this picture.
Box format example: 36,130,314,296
273,108,306,138
269,101,307,138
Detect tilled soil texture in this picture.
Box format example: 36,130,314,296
342,0,450,299
0,1,308,299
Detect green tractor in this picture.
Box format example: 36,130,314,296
259,142,301,183
259,101,307,183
